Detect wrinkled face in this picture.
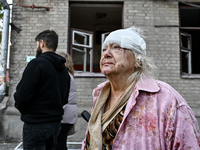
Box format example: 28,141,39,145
36,41,42,57
100,44,137,78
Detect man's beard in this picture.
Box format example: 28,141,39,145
36,46,42,57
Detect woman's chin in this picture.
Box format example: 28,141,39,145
101,70,112,76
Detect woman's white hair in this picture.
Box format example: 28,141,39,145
127,26,157,82
128,51,157,82
102,26,157,82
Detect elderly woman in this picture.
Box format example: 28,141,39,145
81,27,200,150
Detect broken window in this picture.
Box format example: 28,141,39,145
69,2,122,75
179,3,200,77
180,32,192,74
71,29,93,72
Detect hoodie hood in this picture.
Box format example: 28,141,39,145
38,52,66,71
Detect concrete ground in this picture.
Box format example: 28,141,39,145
0,142,19,150
0,107,88,150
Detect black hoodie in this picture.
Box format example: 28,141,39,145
14,52,70,124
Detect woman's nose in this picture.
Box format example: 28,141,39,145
103,46,112,54
102,47,112,58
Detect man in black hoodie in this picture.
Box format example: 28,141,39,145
14,30,70,150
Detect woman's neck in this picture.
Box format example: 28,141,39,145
109,75,130,91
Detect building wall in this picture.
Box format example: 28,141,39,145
124,1,200,110
8,1,69,105
1,0,199,141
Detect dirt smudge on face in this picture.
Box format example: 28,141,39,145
118,64,124,68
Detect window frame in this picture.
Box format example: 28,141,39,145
180,31,192,74
70,28,94,73
179,3,200,78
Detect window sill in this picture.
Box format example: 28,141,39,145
74,71,106,78
181,74,200,79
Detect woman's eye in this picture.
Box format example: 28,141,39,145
102,48,107,52
113,46,120,49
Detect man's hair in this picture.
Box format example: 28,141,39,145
35,30,58,51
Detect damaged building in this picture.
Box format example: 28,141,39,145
0,0,200,142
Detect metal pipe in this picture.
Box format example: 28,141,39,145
18,0,50,11
0,0,10,102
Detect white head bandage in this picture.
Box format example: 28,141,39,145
103,27,146,55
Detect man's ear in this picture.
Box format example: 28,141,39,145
40,40,45,48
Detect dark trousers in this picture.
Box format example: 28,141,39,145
23,122,61,150
56,123,73,150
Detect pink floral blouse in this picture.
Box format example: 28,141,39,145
81,75,200,150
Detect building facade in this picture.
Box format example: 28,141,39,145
0,0,200,142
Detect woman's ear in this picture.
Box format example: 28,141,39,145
134,59,142,69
